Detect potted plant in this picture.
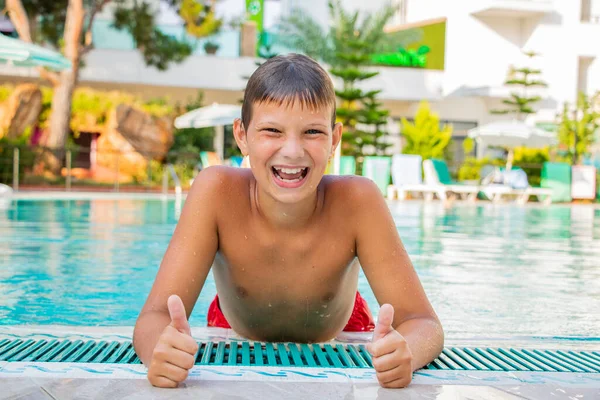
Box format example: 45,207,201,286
204,40,219,55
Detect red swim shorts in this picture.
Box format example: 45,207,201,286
207,291,375,332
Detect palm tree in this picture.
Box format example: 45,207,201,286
277,0,420,66
276,1,419,166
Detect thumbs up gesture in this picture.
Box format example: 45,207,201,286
366,304,413,388
147,295,199,388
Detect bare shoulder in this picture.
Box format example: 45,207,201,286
189,166,251,194
186,166,252,208
322,175,384,207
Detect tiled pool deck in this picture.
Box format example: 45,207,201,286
1,326,599,399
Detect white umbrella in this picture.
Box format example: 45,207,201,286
174,103,241,161
174,103,241,129
468,120,557,170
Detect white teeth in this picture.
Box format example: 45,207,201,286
274,167,306,174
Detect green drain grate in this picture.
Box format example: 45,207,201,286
1,339,600,373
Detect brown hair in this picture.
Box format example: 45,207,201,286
241,53,336,129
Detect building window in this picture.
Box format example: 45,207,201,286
581,0,600,23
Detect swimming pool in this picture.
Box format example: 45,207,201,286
1,198,599,340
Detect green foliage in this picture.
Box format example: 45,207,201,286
401,101,453,160
462,137,475,154
491,51,548,118
135,159,195,188
557,91,600,165
0,136,37,185
276,1,398,169
170,90,215,163
277,0,420,65
0,83,173,135
457,157,503,182
112,1,193,70
178,0,222,38
512,146,550,186
0,85,15,103
18,1,215,71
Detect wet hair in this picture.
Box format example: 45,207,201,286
241,53,337,129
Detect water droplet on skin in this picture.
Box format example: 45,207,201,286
244,235,248,239
268,303,272,307
242,268,246,271
193,251,197,256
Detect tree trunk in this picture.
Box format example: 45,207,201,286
42,0,85,175
43,67,79,174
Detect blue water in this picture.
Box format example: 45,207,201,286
1,199,599,339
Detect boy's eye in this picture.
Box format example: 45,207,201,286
306,129,324,135
263,128,281,133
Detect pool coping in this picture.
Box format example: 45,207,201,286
1,326,599,388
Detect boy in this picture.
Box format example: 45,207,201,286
133,54,443,389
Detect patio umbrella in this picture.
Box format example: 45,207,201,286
174,103,241,161
0,34,71,70
468,120,557,170
174,103,241,129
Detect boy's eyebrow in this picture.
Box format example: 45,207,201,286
254,120,285,128
305,122,328,128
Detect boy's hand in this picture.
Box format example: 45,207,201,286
147,295,199,388
366,304,413,388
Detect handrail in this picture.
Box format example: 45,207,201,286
162,164,182,197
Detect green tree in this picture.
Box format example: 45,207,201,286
278,0,413,170
5,0,221,174
558,91,600,165
492,51,548,119
401,101,452,160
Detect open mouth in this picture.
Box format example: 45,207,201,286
271,166,309,187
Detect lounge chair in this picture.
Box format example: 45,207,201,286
481,167,553,205
387,154,443,201
199,151,224,169
423,159,480,202
541,162,572,203
361,156,391,195
339,156,356,175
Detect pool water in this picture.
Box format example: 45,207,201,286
1,199,599,339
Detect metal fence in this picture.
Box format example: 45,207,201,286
0,144,549,193
0,144,197,194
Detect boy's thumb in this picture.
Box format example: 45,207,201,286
168,295,191,336
372,304,395,342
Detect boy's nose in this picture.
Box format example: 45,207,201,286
280,137,305,159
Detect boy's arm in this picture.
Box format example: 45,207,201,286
133,167,223,366
352,179,444,384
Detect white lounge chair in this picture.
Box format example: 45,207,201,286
387,154,443,201
423,159,480,202
480,168,552,205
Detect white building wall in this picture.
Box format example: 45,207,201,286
3,0,600,127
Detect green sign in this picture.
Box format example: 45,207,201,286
246,0,264,33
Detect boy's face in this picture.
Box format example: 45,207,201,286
234,100,342,204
